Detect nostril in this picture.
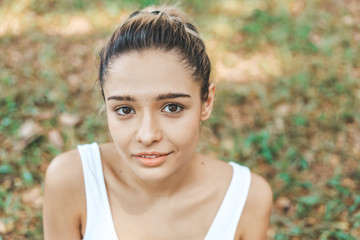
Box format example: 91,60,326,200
135,119,162,145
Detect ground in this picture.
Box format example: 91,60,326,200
0,0,359,239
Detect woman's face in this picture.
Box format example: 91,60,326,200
103,50,214,181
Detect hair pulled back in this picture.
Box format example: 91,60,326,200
99,5,211,101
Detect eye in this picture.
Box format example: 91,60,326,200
115,106,135,116
162,104,183,114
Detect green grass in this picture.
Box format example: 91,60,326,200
1,0,360,239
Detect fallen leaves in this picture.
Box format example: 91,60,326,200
58,112,82,127
44,16,93,36
289,0,306,16
275,104,292,117
215,49,283,83
35,110,53,121
275,196,292,214
13,113,79,151
21,186,43,209
226,105,254,128
47,130,64,148
0,219,15,235
18,119,42,138
16,119,44,150
67,74,82,93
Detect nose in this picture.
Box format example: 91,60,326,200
135,111,162,145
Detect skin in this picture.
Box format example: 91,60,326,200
43,49,273,240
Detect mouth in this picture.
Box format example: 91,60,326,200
137,154,167,158
133,152,172,167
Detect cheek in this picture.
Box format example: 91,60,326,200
165,115,201,148
107,113,130,144
107,113,117,135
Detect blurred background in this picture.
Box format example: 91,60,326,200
1,0,359,239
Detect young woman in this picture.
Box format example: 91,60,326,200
43,5,272,240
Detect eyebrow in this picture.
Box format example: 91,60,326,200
107,93,191,102
107,95,135,101
155,93,191,101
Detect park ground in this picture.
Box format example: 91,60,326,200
0,0,360,239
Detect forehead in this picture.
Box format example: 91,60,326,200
103,50,200,97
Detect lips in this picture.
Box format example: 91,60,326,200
137,154,165,159
133,152,171,167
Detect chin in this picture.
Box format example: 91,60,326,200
132,165,178,182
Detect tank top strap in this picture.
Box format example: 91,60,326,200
204,161,251,240
77,142,118,240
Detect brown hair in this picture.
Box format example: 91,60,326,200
99,5,211,101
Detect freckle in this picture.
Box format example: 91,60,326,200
201,162,204,165
119,170,122,173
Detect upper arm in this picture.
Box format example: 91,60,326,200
43,150,85,240
237,173,273,240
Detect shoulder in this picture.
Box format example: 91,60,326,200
248,172,273,208
236,171,273,240
44,148,85,209
45,149,84,190
43,148,85,238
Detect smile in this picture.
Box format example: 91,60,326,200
138,154,166,158
133,152,172,167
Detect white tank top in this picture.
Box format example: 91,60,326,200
78,143,251,240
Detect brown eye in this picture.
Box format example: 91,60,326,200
168,104,178,112
116,106,135,115
163,104,183,113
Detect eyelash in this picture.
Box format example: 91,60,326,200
114,106,135,116
113,103,184,117
161,103,184,114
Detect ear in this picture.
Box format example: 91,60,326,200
200,83,216,121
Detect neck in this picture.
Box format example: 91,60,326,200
123,153,201,199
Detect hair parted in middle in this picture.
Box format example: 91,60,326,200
99,5,211,101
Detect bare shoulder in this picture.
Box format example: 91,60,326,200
248,172,273,208
236,172,273,240
45,149,84,191
43,149,85,239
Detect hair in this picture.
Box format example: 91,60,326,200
98,5,211,101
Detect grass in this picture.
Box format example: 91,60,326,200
1,0,360,239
